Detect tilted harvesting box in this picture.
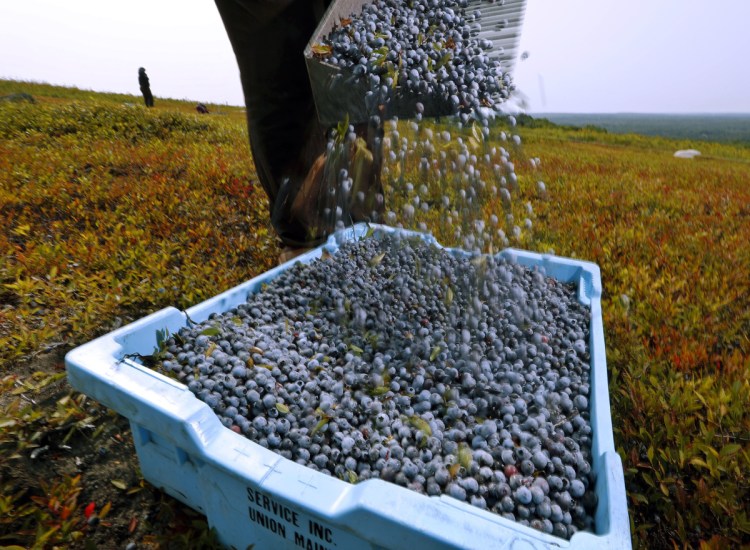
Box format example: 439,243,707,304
304,0,528,125
66,224,631,549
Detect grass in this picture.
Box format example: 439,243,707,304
518,127,750,546
0,80,274,368
1,79,749,548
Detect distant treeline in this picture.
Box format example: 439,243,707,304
529,112,750,145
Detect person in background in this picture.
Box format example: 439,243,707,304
138,67,154,107
214,0,383,264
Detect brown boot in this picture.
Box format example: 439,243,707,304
349,137,375,220
290,153,328,233
278,246,313,265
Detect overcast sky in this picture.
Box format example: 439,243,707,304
1,0,749,113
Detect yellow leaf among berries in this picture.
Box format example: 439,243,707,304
311,44,333,58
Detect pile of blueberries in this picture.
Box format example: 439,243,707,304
158,233,597,539
320,0,513,116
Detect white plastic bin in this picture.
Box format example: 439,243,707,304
66,224,630,549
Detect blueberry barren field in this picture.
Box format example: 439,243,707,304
1,80,749,548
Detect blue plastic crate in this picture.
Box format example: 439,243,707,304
66,224,631,549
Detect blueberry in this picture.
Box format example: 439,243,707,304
434,468,451,486
514,486,532,505
262,394,276,409
447,482,467,502
460,477,479,494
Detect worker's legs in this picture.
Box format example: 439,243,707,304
140,87,154,107
215,0,383,250
215,0,331,248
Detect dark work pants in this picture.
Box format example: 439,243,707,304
215,0,332,248
140,86,154,107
